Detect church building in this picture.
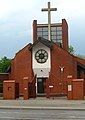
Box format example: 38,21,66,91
2,2,85,99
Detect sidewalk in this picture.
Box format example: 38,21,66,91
0,97,85,110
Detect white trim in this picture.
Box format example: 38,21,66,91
36,78,37,94
32,42,51,77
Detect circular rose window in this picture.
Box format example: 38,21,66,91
35,49,48,63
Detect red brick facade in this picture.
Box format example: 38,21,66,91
3,40,84,99
2,19,85,100
10,44,34,94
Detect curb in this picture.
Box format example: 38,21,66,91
0,106,85,110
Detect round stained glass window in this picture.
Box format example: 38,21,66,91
35,49,48,63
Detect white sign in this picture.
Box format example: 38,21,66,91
68,85,72,91
49,85,53,88
23,77,28,80
24,88,27,90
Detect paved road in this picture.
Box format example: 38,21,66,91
0,109,85,120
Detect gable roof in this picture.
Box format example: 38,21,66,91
29,37,53,50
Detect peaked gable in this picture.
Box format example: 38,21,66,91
29,37,53,50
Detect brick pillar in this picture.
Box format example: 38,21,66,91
46,79,50,98
67,75,73,100
72,79,84,100
33,20,37,43
3,80,16,99
62,19,68,51
23,77,29,100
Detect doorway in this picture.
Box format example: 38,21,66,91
37,78,46,94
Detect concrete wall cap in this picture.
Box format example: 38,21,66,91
4,80,15,83
23,77,28,80
72,79,84,82
67,75,72,79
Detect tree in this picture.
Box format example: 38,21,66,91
0,56,11,73
68,45,74,54
68,45,85,59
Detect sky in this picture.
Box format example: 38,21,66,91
0,0,85,59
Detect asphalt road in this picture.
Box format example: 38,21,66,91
0,109,85,120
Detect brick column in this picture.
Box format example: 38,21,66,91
23,77,29,100
72,79,84,100
33,20,37,43
46,79,50,98
3,80,16,99
67,75,73,100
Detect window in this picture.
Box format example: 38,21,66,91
37,32,43,36
37,26,62,46
43,31,48,35
57,35,62,39
37,28,43,31
43,27,48,31
57,31,62,35
35,49,48,63
51,27,56,31
43,36,48,39
51,36,56,39
57,27,62,30
52,39,57,43
51,31,56,35
57,40,62,43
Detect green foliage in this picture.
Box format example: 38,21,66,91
68,45,85,59
0,56,11,73
68,45,74,54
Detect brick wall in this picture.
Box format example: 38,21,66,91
48,43,77,95
8,40,85,98
10,44,33,94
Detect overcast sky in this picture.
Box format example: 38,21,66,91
0,0,85,59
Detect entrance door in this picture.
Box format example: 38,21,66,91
37,78,46,94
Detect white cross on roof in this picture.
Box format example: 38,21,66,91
41,2,57,41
